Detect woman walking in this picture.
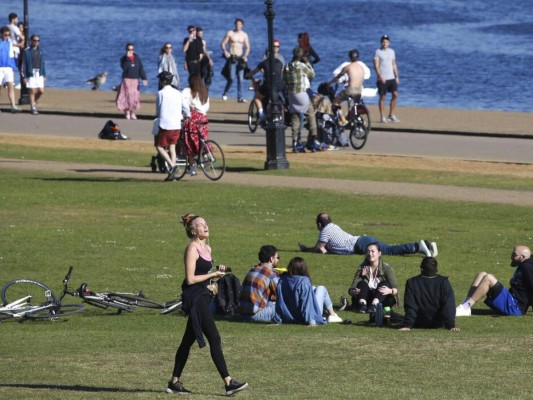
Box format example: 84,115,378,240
167,213,248,396
158,42,180,89
116,42,147,119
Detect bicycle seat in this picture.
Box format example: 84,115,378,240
78,283,91,297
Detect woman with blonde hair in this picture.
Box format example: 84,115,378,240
167,213,248,396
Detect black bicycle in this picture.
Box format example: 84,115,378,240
345,96,371,150
60,267,165,313
172,121,226,181
1,278,84,322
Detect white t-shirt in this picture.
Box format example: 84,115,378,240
8,24,22,57
374,48,396,80
181,87,210,115
156,85,187,130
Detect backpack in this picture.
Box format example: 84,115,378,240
98,120,128,140
214,273,241,315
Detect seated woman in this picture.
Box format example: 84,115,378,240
348,242,399,313
274,257,342,325
181,74,210,176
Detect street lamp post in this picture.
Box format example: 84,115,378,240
263,0,289,170
18,0,30,105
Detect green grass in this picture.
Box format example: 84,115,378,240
1,143,532,190
0,166,532,399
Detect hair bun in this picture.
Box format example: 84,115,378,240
181,213,197,226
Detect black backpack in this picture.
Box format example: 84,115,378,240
215,274,241,315
98,120,128,140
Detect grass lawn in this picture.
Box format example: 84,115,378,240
0,151,532,399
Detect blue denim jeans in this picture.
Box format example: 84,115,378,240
354,235,416,256
314,285,333,315
223,60,244,99
241,301,276,322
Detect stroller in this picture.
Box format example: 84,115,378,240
312,83,348,150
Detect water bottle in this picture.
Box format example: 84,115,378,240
375,303,384,327
383,306,391,325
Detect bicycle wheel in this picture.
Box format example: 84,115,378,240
160,298,182,315
349,108,371,150
247,100,259,133
170,141,188,181
108,293,165,309
25,303,85,320
83,296,135,312
199,140,225,181
2,279,58,306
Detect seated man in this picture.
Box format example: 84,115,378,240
298,212,437,257
348,242,398,313
456,245,533,317
399,257,459,331
237,245,280,322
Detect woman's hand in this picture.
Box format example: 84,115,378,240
378,286,392,295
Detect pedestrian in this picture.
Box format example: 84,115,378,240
220,18,250,103
182,25,204,76
196,27,214,88
22,34,46,115
297,32,320,65
374,34,400,123
116,42,147,120
158,42,180,89
166,213,248,396
0,25,19,113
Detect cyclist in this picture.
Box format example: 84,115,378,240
245,39,284,123
328,49,365,126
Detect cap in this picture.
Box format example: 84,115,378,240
381,34,390,41
293,47,304,58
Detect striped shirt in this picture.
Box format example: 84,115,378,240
238,263,279,315
318,223,360,255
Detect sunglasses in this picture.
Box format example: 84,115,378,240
165,46,172,49
127,48,134,51
32,39,40,42
273,45,280,48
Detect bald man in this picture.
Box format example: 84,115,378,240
456,246,533,316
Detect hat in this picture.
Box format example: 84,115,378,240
381,34,390,42
292,47,304,58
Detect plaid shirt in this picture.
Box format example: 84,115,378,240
284,60,315,94
238,263,279,315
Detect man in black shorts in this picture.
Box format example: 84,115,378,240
373,35,400,123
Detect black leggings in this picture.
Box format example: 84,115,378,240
172,296,229,379
353,280,396,307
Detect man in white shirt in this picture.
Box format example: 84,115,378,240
155,71,190,181
374,35,400,123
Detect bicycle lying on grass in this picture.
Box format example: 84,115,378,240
1,278,84,322
59,267,165,313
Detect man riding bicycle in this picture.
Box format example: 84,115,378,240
245,39,284,123
328,49,365,126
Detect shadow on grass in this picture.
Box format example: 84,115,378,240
37,176,153,183
0,383,159,394
225,166,263,173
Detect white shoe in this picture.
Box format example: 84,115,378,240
327,314,343,323
387,115,400,123
456,304,471,317
380,116,388,123
418,240,432,257
430,242,438,257
222,94,228,101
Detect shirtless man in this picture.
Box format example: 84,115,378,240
328,49,364,125
220,18,250,102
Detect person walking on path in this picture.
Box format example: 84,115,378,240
298,212,438,257
455,245,533,317
166,213,248,396
374,35,399,123
158,42,179,89
399,257,459,331
22,34,46,115
0,26,19,113
116,42,147,120
220,18,250,103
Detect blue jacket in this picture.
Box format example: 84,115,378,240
273,274,326,325
0,40,17,69
22,46,46,78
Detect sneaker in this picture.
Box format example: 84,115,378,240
225,379,248,396
11,106,21,114
430,242,438,257
188,166,197,176
165,166,178,181
328,314,343,323
325,145,338,151
367,304,377,314
456,304,471,317
166,380,191,394
30,108,39,115
418,240,432,257
222,94,228,101
237,98,247,103
339,118,349,127
130,112,137,120
338,296,348,311
358,303,367,314
387,115,400,123
379,116,388,123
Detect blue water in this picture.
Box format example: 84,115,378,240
2,0,532,112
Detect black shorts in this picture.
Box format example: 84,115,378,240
377,79,398,95
258,84,269,97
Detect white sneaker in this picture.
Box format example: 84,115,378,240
380,116,388,123
430,242,438,257
222,94,228,101
456,304,471,317
418,240,432,257
327,314,343,323
387,115,400,122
